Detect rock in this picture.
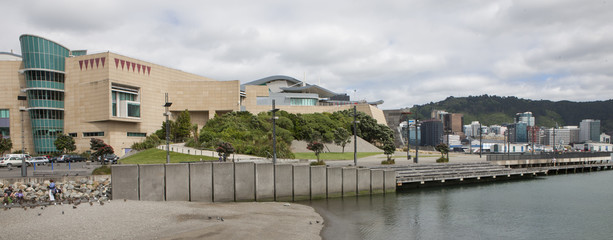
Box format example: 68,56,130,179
87,180,93,185
80,178,88,184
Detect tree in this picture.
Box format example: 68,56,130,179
173,110,192,142
307,141,324,164
383,141,395,161
90,138,114,161
333,128,351,153
216,141,235,162
54,134,76,154
0,138,12,156
435,143,449,162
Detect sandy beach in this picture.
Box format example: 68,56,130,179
0,201,323,240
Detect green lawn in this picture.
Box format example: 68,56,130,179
293,152,382,160
120,148,218,164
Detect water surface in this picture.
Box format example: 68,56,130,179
305,171,613,240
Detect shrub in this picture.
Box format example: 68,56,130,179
310,160,326,166
436,157,449,163
381,159,395,165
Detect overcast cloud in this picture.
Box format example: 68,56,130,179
2,0,612,109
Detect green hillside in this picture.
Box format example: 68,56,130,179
408,95,613,134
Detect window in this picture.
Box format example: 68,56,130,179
0,109,8,118
290,98,317,106
68,133,77,137
127,132,146,137
83,132,104,137
111,84,140,118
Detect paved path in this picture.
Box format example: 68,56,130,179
159,143,488,167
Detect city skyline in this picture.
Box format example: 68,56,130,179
2,0,613,109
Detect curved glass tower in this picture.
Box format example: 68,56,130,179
19,34,69,153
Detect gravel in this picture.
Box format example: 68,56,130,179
0,201,323,240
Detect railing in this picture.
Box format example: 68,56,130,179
487,152,612,161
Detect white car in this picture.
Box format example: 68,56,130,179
27,156,49,165
0,156,27,167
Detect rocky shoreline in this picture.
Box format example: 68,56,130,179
2,177,111,207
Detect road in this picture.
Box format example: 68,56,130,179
0,161,102,178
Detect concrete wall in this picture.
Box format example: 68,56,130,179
275,164,293,202
255,163,274,201
189,162,212,202
112,163,395,202
111,165,139,200
293,165,310,201
138,164,165,201
327,167,343,198
342,168,357,197
234,162,255,202
213,163,234,202
310,166,327,199
165,164,190,201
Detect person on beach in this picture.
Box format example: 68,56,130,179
3,186,14,205
48,180,56,202
15,190,24,204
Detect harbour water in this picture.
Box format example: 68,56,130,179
305,170,613,240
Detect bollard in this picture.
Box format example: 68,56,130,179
51,162,54,170
33,163,36,170
69,161,71,170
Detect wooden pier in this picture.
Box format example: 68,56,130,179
387,162,613,189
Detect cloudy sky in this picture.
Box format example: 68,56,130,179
2,0,612,109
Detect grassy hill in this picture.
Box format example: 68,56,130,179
409,95,613,134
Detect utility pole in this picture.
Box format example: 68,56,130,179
353,105,359,166
18,95,27,177
479,123,483,158
164,93,172,164
401,111,412,160
415,120,419,163
271,100,279,165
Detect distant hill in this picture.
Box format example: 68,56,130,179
409,95,613,134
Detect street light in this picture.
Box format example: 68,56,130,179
163,93,172,164
18,95,27,177
270,99,279,165
414,120,420,163
401,111,412,161
353,105,360,166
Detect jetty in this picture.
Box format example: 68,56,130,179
386,160,613,189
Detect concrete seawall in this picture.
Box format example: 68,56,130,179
112,162,395,202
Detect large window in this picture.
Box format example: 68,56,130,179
111,84,140,118
83,132,104,137
0,109,8,138
290,98,317,106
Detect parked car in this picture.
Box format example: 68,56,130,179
102,154,119,164
55,154,86,163
27,156,49,165
0,156,27,167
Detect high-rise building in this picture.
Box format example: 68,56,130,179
420,119,443,146
579,119,601,142
515,112,535,127
508,122,528,143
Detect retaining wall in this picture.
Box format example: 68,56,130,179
111,163,396,202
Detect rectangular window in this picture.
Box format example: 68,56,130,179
83,132,104,137
111,84,140,118
0,109,8,118
290,98,317,106
68,133,77,137
127,132,146,137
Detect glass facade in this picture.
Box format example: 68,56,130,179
0,109,9,138
20,34,69,153
290,98,317,106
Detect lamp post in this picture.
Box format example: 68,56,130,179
414,120,419,163
401,111,412,160
163,93,172,164
270,100,279,165
479,123,483,158
18,95,27,177
353,105,360,166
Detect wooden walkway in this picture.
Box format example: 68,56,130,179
380,161,613,188
386,163,546,187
